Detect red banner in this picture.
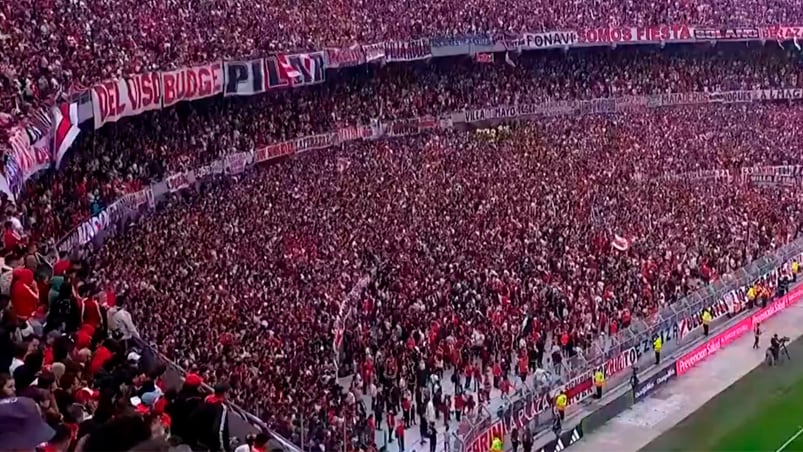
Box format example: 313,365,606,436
91,72,162,129
677,283,803,375
255,141,297,163
763,25,803,40
295,132,338,153
166,173,191,192
577,25,692,44
337,126,369,143
161,63,223,108
326,47,366,68
465,344,640,452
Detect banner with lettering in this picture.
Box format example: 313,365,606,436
763,25,803,41
326,47,367,69
452,89,803,126
224,152,253,175
384,39,431,62
742,165,803,187
166,172,193,192
519,31,579,49
91,72,163,129
161,63,224,107
265,52,327,89
577,25,695,45
223,60,267,96
1,126,53,198
429,34,500,57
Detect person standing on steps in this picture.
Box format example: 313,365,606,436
754,322,762,349
511,427,520,452
653,336,662,365
522,425,533,452
702,309,712,336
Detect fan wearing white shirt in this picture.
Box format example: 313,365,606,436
233,433,269,452
9,343,26,374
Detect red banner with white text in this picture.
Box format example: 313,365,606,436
161,63,224,108
91,72,163,129
577,25,694,45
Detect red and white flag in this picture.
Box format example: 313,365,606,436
277,54,302,79
52,102,81,168
474,53,494,64
611,234,631,252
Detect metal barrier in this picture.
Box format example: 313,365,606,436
454,237,803,452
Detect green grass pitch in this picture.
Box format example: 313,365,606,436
642,335,803,452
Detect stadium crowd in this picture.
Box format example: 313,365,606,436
18,45,803,243
0,9,803,450
82,102,803,451
0,249,251,451
1,0,803,110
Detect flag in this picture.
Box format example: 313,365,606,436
277,54,302,82
519,314,533,338
474,52,494,64
52,102,81,169
504,52,516,67
611,235,631,252
25,107,52,144
336,157,351,173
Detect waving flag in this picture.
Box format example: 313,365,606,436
277,54,302,80
611,235,631,252
52,102,81,168
474,53,494,64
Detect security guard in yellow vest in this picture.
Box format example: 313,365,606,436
491,436,503,452
702,309,713,336
793,261,800,282
594,370,605,399
653,336,663,365
747,286,757,308
555,392,568,420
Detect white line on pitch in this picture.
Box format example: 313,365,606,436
777,426,803,452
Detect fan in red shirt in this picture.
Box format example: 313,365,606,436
11,268,39,320
517,353,528,381
362,357,374,387
77,287,105,331
3,221,23,253
89,341,115,375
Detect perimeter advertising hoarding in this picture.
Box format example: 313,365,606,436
676,282,803,375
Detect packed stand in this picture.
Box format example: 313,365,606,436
2,0,803,102
16,45,803,243
80,102,803,451
0,233,255,450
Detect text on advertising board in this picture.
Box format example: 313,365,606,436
464,346,639,452
676,283,803,375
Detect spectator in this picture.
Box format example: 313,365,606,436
0,396,56,448
187,383,231,451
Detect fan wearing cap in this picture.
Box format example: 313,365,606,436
166,373,204,443
0,397,56,451
130,391,172,437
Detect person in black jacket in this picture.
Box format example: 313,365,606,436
45,280,80,335
187,383,231,451
167,374,206,443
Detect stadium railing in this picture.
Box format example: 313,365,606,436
452,237,803,452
